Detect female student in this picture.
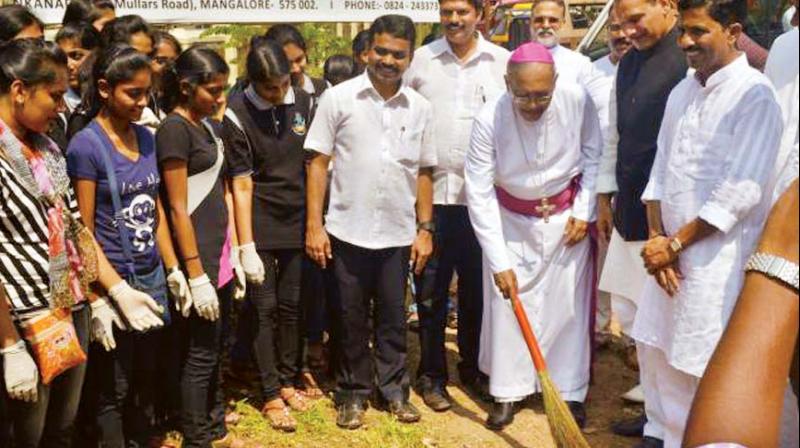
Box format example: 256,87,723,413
0,37,163,448
0,5,44,44
264,25,327,105
156,45,244,448
222,37,314,432
66,44,189,447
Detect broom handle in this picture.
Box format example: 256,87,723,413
510,291,548,373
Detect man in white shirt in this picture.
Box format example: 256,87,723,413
304,15,436,430
405,0,510,412
637,0,797,445
529,0,606,108
465,42,602,431
765,22,799,194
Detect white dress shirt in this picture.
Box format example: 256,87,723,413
406,35,510,206
305,72,437,250
633,55,783,377
765,28,799,191
466,81,602,273
590,54,618,145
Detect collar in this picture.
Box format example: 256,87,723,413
302,73,316,95
431,33,497,64
356,71,409,105
64,89,81,113
245,84,296,111
694,53,748,89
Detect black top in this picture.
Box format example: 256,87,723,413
222,87,311,250
614,26,688,241
156,113,229,287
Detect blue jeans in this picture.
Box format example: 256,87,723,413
414,205,484,391
1,306,90,448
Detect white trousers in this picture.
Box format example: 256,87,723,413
638,343,800,447
612,293,638,337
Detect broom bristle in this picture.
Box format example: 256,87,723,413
538,371,591,448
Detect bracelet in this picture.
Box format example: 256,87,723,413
0,339,26,355
745,252,800,291
183,254,200,263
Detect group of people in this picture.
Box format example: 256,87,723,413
0,0,796,447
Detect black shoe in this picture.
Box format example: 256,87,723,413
486,402,516,431
387,400,421,423
421,389,452,412
613,414,646,437
566,401,587,429
336,401,366,430
463,377,492,403
633,436,664,448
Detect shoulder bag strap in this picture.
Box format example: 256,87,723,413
186,120,225,215
85,125,138,280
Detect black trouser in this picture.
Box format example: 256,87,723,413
247,249,304,401
94,330,160,447
329,237,411,404
414,205,484,391
180,283,232,448
1,306,90,448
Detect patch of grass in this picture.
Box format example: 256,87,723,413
229,399,429,448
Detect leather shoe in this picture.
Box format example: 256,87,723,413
613,414,646,437
388,400,421,423
336,401,366,430
486,402,516,431
421,389,452,412
633,436,664,448
566,401,587,429
463,377,492,403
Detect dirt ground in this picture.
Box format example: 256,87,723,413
223,327,643,448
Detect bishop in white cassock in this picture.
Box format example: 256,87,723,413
465,42,602,431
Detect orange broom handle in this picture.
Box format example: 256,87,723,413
510,291,548,373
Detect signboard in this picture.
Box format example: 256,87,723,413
19,0,441,25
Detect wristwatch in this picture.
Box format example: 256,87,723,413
669,236,684,255
417,221,435,234
745,252,800,292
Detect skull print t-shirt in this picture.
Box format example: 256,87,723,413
67,121,162,275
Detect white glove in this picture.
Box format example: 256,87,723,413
230,246,247,301
239,242,265,285
1,340,39,402
90,297,125,352
189,274,220,321
166,267,193,318
108,280,164,332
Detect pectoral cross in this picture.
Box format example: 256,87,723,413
535,198,556,223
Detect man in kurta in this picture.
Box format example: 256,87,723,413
465,42,602,431
636,0,798,445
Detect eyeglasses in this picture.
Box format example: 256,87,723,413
510,92,553,105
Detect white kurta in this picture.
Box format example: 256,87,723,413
765,28,799,194
633,55,783,378
465,82,602,401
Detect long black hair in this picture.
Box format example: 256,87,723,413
246,36,290,85
68,45,151,135
100,15,152,49
0,5,44,44
152,30,183,55
55,22,103,51
62,0,115,27
264,24,307,52
0,38,67,94
160,45,229,113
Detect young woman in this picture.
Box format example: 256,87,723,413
66,44,189,447
156,45,244,448
222,37,315,432
150,31,182,119
0,38,163,448
49,23,102,153
264,25,327,105
62,0,116,31
0,5,44,43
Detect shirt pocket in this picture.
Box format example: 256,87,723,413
392,124,423,168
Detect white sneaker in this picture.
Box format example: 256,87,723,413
621,384,645,404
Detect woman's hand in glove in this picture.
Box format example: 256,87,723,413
1,340,39,402
189,274,220,321
239,242,265,285
90,297,125,351
167,267,193,318
108,280,164,332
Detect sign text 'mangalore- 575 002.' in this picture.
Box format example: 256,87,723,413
19,0,440,24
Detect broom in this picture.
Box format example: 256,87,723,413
510,291,591,448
